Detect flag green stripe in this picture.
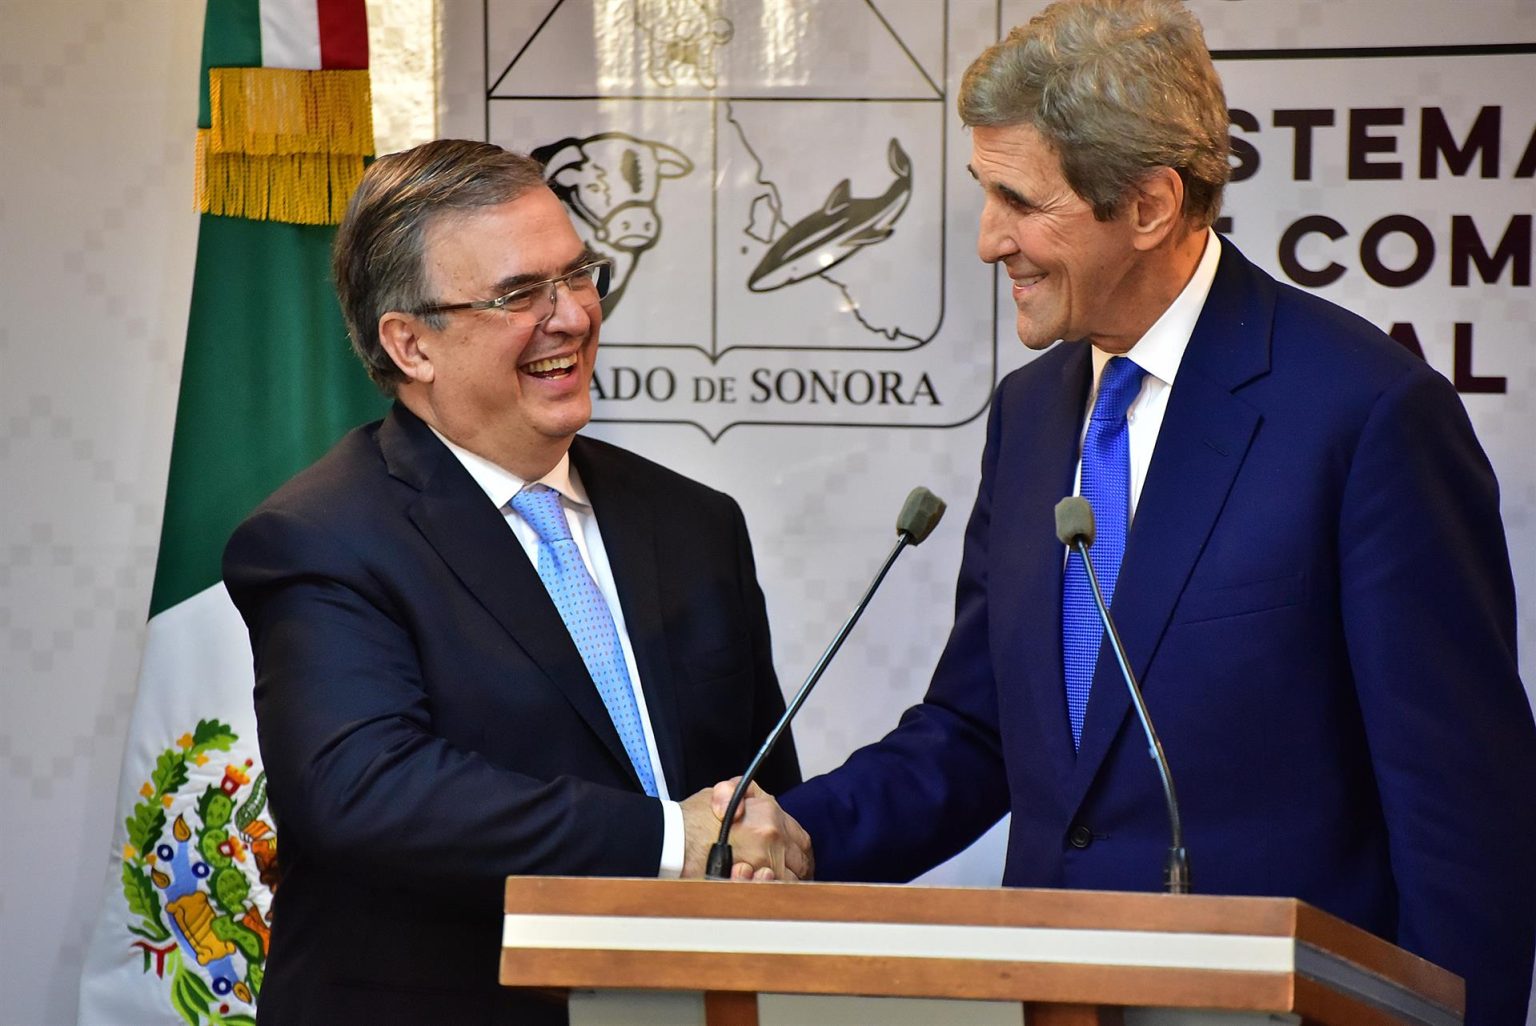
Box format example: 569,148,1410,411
198,0,265,128
148,214,387,617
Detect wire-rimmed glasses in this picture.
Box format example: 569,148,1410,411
412,259,611,328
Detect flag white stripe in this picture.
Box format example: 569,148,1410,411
259,0,323,70
75,584,263,1025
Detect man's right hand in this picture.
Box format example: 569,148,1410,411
679,780,813,881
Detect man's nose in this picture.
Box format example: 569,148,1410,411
542,279,594,334
976,201,1017,265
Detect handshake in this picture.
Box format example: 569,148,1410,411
679,780,814,881
664,487,946,883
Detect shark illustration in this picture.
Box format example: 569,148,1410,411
747,138,912,292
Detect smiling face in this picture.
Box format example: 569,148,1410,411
970,123,1150,354
383,187,601,478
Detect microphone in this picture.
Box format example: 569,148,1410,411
1054,496,1190,894
706,486,948,879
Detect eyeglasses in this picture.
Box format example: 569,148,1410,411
412,259,612,327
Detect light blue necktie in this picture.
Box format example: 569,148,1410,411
511,485,657,796
1062,356,1148,750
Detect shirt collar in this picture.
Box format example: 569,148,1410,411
428,428,591,511
1091,226,1221,386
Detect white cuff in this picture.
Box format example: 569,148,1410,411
657,799,683,878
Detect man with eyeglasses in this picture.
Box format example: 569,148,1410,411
222,139,809,1024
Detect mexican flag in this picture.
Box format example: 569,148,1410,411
76,1,386,1022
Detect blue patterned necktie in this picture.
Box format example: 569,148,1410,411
1062,356,1148,750
510,485,657,796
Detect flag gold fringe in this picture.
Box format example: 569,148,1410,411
196,68,373,226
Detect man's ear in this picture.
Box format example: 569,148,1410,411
378,311,435,385
1128,166,1185,251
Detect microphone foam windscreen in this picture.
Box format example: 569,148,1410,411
896,487,947,545
1054,496,1096,547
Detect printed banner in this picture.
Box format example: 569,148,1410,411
450,0,1536,887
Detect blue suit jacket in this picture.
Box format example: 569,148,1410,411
224,404,798,1023
782,239,1536,1024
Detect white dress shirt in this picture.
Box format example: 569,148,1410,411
1075,228,1223,518
431,430,685,877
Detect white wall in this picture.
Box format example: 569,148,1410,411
1,3,202,1023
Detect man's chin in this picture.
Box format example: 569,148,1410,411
537,397,594,440
1014,326,1061,351
1013,312,1063,351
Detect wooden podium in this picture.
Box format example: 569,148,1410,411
501,877,1461,1026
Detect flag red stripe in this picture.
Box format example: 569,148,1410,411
318,0,368,69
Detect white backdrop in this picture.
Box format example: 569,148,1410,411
440,0,1536,885
1,1,1531,1023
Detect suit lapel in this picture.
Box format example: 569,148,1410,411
994,346,1094,781
571,437,688,796
379,407,639,785
1069,240,1273,800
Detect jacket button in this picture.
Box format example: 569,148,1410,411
1068,824,1093,849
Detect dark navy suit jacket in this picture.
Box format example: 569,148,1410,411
782,239,1536,1024
224,404,798,1024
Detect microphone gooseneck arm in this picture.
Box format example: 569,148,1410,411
1054,495,1188,894
706,486,947,880
1068,533,1189,893
706,533,911,878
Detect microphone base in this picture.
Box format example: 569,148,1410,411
705,842,734,880
1165,848,1192,894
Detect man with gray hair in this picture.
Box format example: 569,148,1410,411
771,2,1536,1020
224,139,808,1023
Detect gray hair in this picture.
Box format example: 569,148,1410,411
958,0,1229,225
332,139,549,393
